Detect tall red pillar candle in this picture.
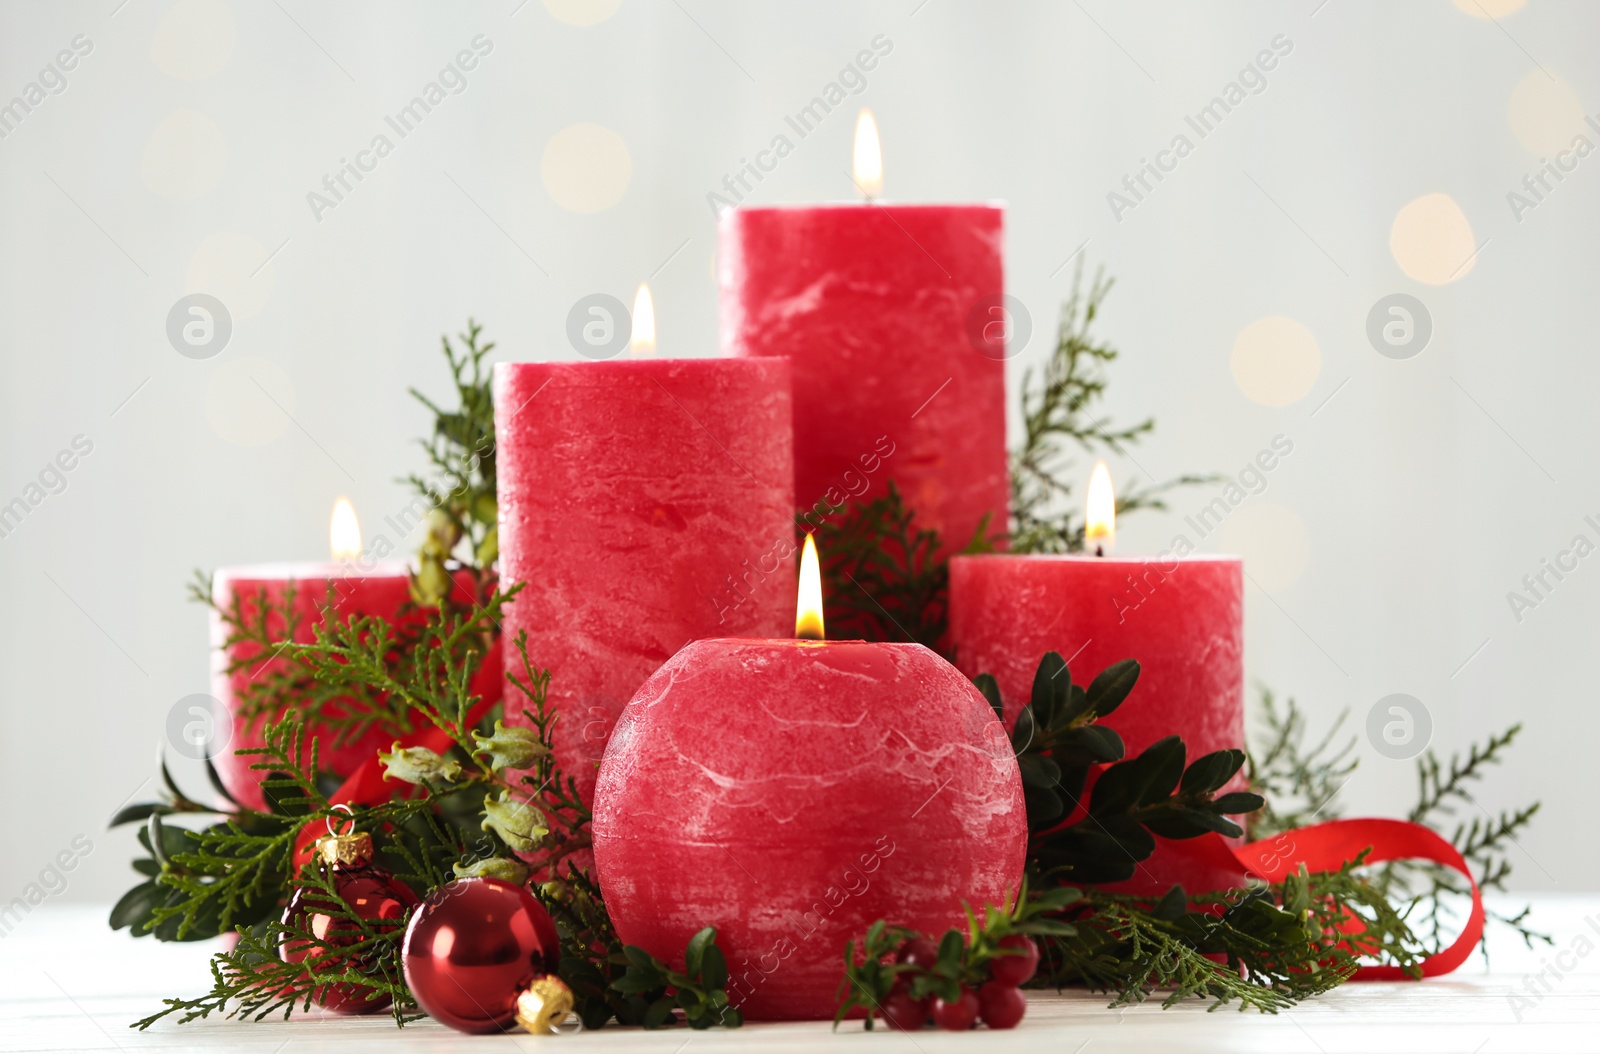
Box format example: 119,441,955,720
591,637,1026,1021
719,203,1008,554
494,358,794,806
947,553,1245,896
211,563,496,811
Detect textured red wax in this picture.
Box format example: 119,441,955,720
495,359,794,806
947,554,1244,896
210,564,420,811
719,204,1008,555
591,638,1027,1021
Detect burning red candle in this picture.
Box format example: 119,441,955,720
947,466,1245,896
494,355,795,806
593,535,1026,1020
211,499,487,811
718,110,1008,554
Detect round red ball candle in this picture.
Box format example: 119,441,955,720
591,637,1027,1021
719,203,1008,554
947,553,1244,896
494,358,794,805
211,562,414,812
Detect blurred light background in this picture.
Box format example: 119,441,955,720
0,0,1593,902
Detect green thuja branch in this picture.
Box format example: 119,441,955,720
1010,261,1215,555
406,319,499,604
814,481,974,649
1245,689,1357,840
1246,691,1548,958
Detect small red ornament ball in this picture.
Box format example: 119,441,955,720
279,837,417,1014
401,877,562,1034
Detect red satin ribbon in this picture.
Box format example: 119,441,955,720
1231,818,1483,979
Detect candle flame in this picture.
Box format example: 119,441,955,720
630,282,656,356
330,497,362,562
852,108,883,199
1085,461,1115,555
796,533,825,640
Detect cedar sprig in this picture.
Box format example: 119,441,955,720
1040,852,1427,1012
405,319,499,603
1010,259,1215,555
1244,688,1357,840
1246,692,1548,957
190,571,410,751
1385,724,1548,956
813,481,976,650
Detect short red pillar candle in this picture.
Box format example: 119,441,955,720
591,636,1026,1021
494,358,794,806
208,563,425,811
947,553,1245,896
718,202,1008,554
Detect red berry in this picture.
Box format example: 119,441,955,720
880,987,928,1031
978,981,1027,1029
988,934,1040,986
895,937,940,970
931,987,979,1031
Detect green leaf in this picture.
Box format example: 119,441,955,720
1084,659,1139,718
1018,753,1062,790
1090,736,1186,817
1011,705,1038,754
1030,652,1070,727
1151,885,1189,921
1212,792,1266,815
643,995,676,1029
109,880,164,933
701,944,728,992
1023,785,1065,827
1142,804,1244,839
610,972,661,995
686,925,714,978
974,673,1004,722
1180,749,1245,796
110,802,168,828
1054,725,1125,765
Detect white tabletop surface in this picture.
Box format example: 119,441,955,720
4,895,1598,1053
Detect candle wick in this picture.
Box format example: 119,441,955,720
1094,544,1104,558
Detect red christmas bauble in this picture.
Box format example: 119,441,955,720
279,833,418,1014
401,877,563,1034
592,639,1027,1021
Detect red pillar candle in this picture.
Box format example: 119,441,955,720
494,358,794,806
591,634,1026,1021
209,563,410,812
212,500,500,812
718,202,1008,554
947,552,1244,896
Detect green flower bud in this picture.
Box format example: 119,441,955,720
482,791,547,853
424,508,462,557
380,742,461,785
471,493,498,526
453,856,531,885
472,719,549,771
474,524,498,567
411,555,453,607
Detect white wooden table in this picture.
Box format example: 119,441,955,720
4,896,1598,1053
